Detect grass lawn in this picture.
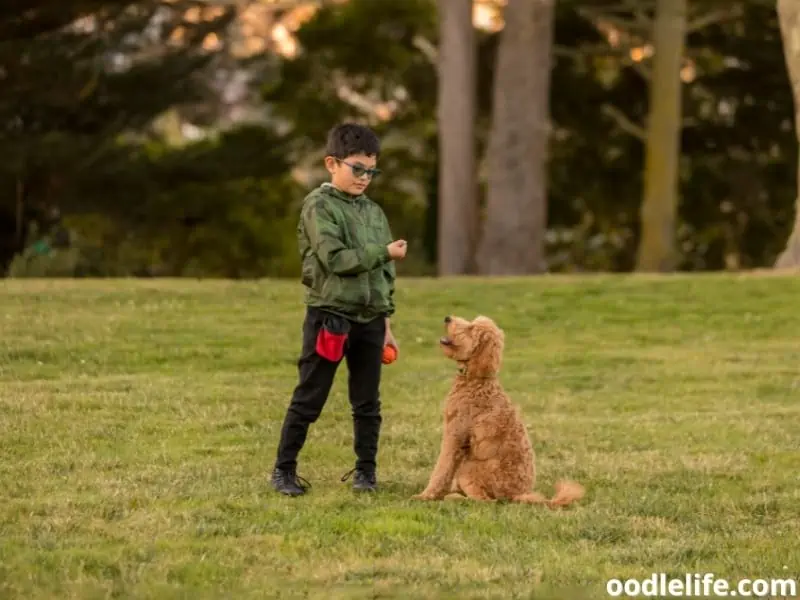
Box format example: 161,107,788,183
1,274,799,599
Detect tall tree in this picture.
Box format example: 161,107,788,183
436,0,478,275
477,0,555,275
775,0,800,269
635,0,688,272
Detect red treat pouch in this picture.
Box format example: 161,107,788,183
315,314,350,362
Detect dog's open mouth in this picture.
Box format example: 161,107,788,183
439,336,453,346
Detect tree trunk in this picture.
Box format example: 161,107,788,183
477,0,555,275
436,0,478,276
635,0,687,272
775,0,800,269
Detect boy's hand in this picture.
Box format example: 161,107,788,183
387,240,408,260
385,318,398,350
385,328,398,351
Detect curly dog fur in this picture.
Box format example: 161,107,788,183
412,315,585,508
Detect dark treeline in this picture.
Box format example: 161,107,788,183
2,0,799,278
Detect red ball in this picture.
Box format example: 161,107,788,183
382,345,397,365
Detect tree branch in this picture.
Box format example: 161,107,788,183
576,0,656,20
412,34,437,65
553,43,641,60
577,8,651,37
602,104,647,140
687,6,745,33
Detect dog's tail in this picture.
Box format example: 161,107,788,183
512,479,585,509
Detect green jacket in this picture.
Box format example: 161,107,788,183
297,183,396,323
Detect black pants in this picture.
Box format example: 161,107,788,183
274,307,386,473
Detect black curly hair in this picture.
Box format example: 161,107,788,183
325,123,381,159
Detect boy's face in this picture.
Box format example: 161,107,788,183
325,153,380,196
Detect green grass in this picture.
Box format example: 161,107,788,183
1,274,799,599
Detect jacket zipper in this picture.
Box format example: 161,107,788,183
354,200,371,308
340,198,371,309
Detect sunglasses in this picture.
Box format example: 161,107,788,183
340,160,382,179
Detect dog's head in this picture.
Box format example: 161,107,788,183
439,315,504,378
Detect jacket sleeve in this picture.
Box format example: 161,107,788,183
386,279,396,316
304,199,391,276
381,210,397,317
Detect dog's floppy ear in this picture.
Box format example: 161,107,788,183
467,316,504,377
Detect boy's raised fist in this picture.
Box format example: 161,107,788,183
387,240,408,260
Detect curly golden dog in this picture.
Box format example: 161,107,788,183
412,315,585,508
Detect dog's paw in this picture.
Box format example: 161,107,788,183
411,492,437,501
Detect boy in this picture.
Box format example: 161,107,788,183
271,123,408,496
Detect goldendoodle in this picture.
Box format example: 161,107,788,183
412,315,585,508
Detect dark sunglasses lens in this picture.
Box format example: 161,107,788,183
346,162,380,179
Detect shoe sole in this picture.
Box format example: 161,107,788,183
272,485,306,497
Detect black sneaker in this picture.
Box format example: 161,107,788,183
341,468,377,492
271,468,310,497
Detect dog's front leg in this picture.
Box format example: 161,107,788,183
413,430,467,501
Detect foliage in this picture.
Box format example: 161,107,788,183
681,1,797,269
260,0,440,271
547,1,796,271
263,0,438,147
0,0,237,268
0,0,798,276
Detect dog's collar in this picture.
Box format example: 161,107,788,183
456,363,497,380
